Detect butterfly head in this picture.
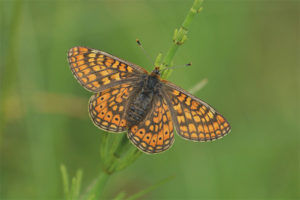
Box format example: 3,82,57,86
150,67,161,77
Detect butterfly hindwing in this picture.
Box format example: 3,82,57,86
128,96,174,154
89,83,135,132
68,46,147,92
163,82,231,142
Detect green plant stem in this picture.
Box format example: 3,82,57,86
113,191,126,200
81,1,204,199
99,132,109,165
71,169,83,200
60,165,70,199
84,172,110,200
125,175,175,200
115,148,142,172
160,0,203,79
114,134,130,158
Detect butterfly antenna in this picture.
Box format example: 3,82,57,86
136,39,153,65
160,62,192,71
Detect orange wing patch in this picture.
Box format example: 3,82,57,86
89,83,134,132
128,97,174,154
68,47,145,92
166,88,231,142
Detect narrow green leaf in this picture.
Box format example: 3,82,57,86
74,169,83,199
115,148,142,172
125,175,175,200
60,164,69,199
154,53,163,67
83,172,110,200
113,191,126,200
70,176,77,200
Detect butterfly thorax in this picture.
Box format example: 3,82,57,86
126,73,162,128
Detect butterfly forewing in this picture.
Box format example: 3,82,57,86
68,46,147,92
128,96,174,154
162,82,231,142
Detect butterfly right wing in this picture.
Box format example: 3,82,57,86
68,46,148,92
127,96,175,154
162,81,231,142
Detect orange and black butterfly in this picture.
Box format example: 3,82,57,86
68,47,231,154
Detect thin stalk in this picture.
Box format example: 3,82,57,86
83,172,110,200
125,175,175,200
115,148,142,172
60,165,70,199
113,134,130,158
160,0,203,79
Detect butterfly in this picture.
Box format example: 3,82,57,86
68,46,231,154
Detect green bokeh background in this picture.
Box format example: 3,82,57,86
1,0,299,199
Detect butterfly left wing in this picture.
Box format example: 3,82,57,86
128,96,174,154
89,83,135,133
162,81,231,142
68,46,147,92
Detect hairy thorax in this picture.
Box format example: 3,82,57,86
126,75,161,127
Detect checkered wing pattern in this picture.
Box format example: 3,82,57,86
89,83,135,133
128,96,174,154
68,46,147,92
163,82,231,142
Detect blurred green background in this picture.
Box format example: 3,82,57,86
1,0,299,199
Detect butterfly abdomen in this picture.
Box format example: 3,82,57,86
126,90,154,127
126,75,161,128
